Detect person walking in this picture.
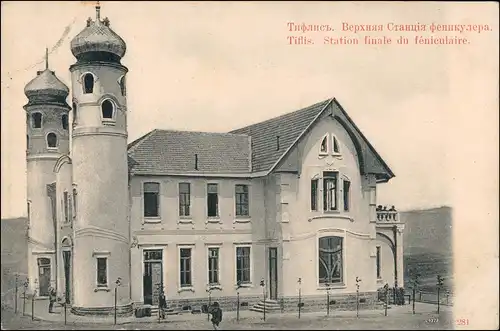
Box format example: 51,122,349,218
48,286,56,313
209,302,223,330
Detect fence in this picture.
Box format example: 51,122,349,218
415,290,454,306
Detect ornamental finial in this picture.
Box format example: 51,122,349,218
96,1,101,21
45,48,49,70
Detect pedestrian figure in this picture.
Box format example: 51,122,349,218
48,286,56,313
210,302,223,330
158,290,167,319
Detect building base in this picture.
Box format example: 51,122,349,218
70,302,134,317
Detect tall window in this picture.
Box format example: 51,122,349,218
236,246,251,284
208,247,220,285
62,114,69,130
323,172,338,211
96,257,108,287
83,73,94,94
235,185,249,217
320,135,328,154
207,184,219,217
311,179,318,211
332,135,340,154
179,183,191,217
143,182,160,217
72,188,78,219
180,248,192,287
26,135,29,151
376,246,381,279
119,76,127,96
32,112,42,128
318,236,343,284
63,191,69,223
72,102,78,125
47,133,57,148
101,100,114,119
343,179,350,211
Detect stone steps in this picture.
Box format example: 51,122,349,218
250,299,282,313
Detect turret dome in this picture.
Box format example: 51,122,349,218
70,3,126,62
24,68,69,99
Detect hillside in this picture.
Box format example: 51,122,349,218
1,217,29,308
400,206,453,292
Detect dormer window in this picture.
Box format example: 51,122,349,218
32,112,42,129
319,134,328,155
47,132,57,148
83,73,94,94
101,100,114,120
332,135,340,154
62,114,69,130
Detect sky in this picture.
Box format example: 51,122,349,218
1,1,497,218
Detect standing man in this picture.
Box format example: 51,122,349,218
158,289,167,319
48,286,56,313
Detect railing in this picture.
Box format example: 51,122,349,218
376,205,399,222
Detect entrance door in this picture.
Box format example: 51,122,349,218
37,258,51,296
268,247,278,300
143,250,163,305
62,250,71,303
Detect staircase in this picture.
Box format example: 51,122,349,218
143,305,179,316
250,299,282,313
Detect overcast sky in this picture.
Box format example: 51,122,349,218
1,1,498,218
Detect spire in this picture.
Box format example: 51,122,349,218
96,1,101,21
45,48,49,70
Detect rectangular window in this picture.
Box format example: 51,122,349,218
96,257,108,287
311,179,318,211
208,247,220,285
63,191,69,222
343,180,350,211
72,188,77,219
318,236,343,284
207,184,219,217
143,182,160,217
235,185,249,217
180,248,192,287
179,183,191,217
376,246,381,279
236,246,251,284
323,172,338,211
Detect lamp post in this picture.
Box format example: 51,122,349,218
114,277,122,325
206,285,213,322
260,278,266,321
236,281,242,322
437,275,444,314
297,277,302,319
355,277,361,318
383,283,389,317
22,278,28,316
32,279,38,321
326,282,330,316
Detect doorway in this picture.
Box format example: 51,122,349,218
37,258,51,296
268,247,278,300
143,249,163,305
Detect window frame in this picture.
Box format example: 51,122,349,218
235,184,250,218
31,112,43,129
376,246,381,279
319,134,329,156
61,114,69,130
178,182,191,218
46,132,58,149
207,183,219,218
63,191,69,223
100,98,116,123
331,134,341,155
342,178,351,212
92,251,111,290
322,171,339,212
317,235,345,287
118,75,127,96
81,72,96,94
235,245,252,285
207,246,221,286
311,178,319,211
178,246,193,289
143,182,160,220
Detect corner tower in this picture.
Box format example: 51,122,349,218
24,50,71,296
69,3,131,315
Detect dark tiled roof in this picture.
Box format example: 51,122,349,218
229,99,332,172
71,18,127,58
24,69,69,98
128,130,251,175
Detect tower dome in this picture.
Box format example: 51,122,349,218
70,2,126,62
24,49,70,108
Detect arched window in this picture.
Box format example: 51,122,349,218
118,76,127,96
62,114,68,130
101,100,114,119
47,132,57,148
319,135,328,155
332,135,340,154
32,112,42,128
72,102,78,124
83,73,94,94
318,236,343,285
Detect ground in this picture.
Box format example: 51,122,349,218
1,303,454,330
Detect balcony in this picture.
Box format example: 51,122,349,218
376,205,399,223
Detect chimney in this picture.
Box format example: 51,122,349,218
195,154,198,170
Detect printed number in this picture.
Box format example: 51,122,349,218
456,319,469,326
426,318,439,323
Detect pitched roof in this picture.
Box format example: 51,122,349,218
229,99,332,172
128,129,251,175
